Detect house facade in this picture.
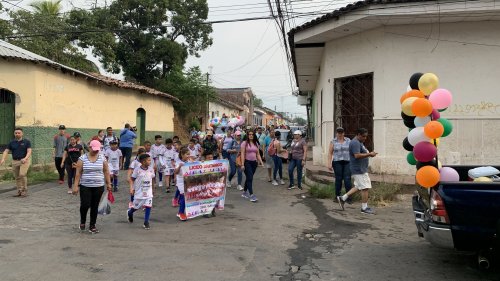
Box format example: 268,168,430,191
0,40,178,165
209,96,244,121
289,0,500,175
215,88,254,125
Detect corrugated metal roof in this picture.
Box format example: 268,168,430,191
0,40,179,102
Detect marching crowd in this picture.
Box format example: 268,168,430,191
1,122,378,233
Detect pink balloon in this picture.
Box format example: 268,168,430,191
429,89,452,110
439,167,459,182
413,141,437,162
431,109,440,120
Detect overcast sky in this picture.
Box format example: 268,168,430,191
6,0,354,119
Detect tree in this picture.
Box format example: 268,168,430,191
67,0,213,86
30,0,62,16
293,117,307,126
253,97,263,108
0,3,12,37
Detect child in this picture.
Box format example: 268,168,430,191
151,135,166,188
175,147,191,221
188,139,200,162
105,141,123,192
128,148,146,208
203,151,214,161
128,154,155,230
161,138,177,193
172,135,180,143
144,140,157,189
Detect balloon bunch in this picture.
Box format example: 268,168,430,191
209,117,221,128
401,73,458,188
211,115,246,128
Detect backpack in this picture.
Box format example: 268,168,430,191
267,140,276,156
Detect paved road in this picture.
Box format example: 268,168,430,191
0,169,498,281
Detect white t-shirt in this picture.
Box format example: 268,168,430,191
175,160,187,194
188,146,200,161
131,166,155,199
151,144,166,159
129,159,140,171
105,148,122,171
161,147,177,169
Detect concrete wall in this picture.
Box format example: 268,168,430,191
311,20,500,174
0,61,175,164
208,101,241,120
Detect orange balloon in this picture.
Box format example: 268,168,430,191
424,121,444,139
400,90,425,104
411,98,433,117
400,93,410,104
416,166,440,188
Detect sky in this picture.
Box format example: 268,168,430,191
3,0,355,119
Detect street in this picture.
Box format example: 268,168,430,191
0,169,498,281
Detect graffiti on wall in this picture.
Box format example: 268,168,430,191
446,101,500,116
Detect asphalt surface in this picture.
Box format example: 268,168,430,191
0,169,498,281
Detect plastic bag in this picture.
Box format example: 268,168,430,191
98,191,112,216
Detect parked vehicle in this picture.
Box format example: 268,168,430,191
412,165,500,269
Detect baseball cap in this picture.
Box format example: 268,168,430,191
58,125,66,130
73,132,81,138
294,130,302,135
336,127,344,133
89,140,102,151
235,131,242,136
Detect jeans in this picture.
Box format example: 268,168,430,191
272,155,283,180
288,159,303,188
228,156,243,185
120,147,133,169
243,160,258,195
79,185,104,226
178,194,186,214
54,157,65,181
333,160,352,196
65,163,76,188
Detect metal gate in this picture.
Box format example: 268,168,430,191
334,73,374,151
0,89,15,151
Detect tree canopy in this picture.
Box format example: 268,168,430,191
293,117,307,126
253,97,264,108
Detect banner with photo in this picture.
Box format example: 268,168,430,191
181,160,229,219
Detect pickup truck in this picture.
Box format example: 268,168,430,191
412,165,500,269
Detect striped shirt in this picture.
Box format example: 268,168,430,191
331,137,351,162
79,153,106,187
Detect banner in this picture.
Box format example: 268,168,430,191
181,160,229,219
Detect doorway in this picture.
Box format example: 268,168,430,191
0,89,15,151
136,108,146,145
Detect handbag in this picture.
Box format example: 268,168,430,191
236,152,243,167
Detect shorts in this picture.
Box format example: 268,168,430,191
353,173,372,190
110,170,119,176
164,167,175,176
132,197,153,209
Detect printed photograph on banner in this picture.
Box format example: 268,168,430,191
181,160,229,219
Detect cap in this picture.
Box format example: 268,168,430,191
89,140,102,151
294,130,302,135
73,132,81,138
58,125,66,130
206,131,213,136
336,127,344,133
235,131,242,136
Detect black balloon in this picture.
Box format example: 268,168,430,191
409,72,423,90
403,137,413,151
416,159,437,169
404,118,416,129
401,111,415,122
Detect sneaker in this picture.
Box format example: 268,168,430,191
79,224,85,232
211,208,216,217
127,210,133,223
158,181,163,187
337,196,346,211
143,222,150,230
241,191,250,199
166,187,171,193
67,189,73,194
287,185,295,190
249,194,258,202
227,181,232,188
113,187,118,192
267,179,272,182
298,186,303,190
58,180,64,185
272,180,278,186
237,185,244,191
89,225,99,234
178,213,187,221
361,207,375,215
279,179,285,185
172,197,179,207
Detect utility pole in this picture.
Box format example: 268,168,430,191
205,66,213,131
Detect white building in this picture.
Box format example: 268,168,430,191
209,96,243,121
289,0,500,175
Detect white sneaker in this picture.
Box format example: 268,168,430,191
227,181,232,188
67,189,72,194
158,181,163,187
272,180,278,186
237,185,244,191
279,179,285,185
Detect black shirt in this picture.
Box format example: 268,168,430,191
7,138,31,160
65,144,83,164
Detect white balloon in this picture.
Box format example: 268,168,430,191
406,85,412,92
408,127,430,146
414,116,431,127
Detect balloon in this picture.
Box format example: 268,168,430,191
407,152,417,165
414,116,431,127
401,90,425,104
400,92,410,104
401,97,418,116
429,89,452,109
438,107,447,112
440,167,459,182
416,166,440,188
403,137,414,152
408,127,430,146
424,120,444,139
412,98,433,117
416,159,436,169
437,118,453,137
474,177,493,182
429,138,440,146
401,111,415,122
413,141,437,162
431,109,441,120
404,118,416,129
409,72,423,90
406,85,412,92
418,73,439,96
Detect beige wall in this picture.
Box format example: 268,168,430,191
0,62,174,132
209,101,241,120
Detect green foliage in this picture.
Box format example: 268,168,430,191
293,117,307,126
1,171,15,181
30,0,62,16
189,119,201,131
254,97,264,108
308,184,335,199
27,165,58,184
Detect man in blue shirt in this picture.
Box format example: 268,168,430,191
0,128,32,197
337,128,378,214
119,123,137,170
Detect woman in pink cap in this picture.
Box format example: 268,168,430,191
72,140,112,234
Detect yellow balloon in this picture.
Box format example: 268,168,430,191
429,138,440,146
474,176,493,182
401,97,418,116
418,73,439,96
437,160,442,169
